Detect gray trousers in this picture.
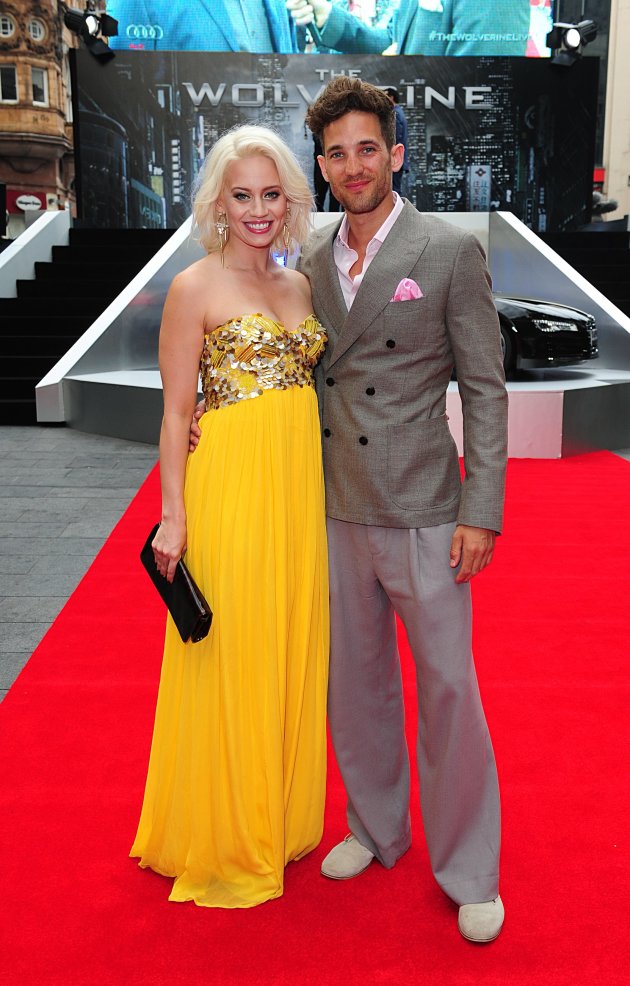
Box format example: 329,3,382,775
326,517,500,906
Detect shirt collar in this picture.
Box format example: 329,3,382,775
336,192,404,251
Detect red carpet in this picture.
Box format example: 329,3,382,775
1,452,629,985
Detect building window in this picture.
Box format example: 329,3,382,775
28,18,46,42
64,57,73,122
0,65,18,102
0,15,16,37
32,67,48,106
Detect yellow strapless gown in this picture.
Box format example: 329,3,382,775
131,314,329,908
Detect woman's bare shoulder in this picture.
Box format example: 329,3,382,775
279,266,312,302
170,253,218,292
161,255,223,333
281,265,309,286
166,255,223,316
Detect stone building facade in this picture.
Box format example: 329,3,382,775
0,2,103,237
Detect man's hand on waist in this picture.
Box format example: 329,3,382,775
188,400,205,452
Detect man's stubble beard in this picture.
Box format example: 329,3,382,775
329,177,393,217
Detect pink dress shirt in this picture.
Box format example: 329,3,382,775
333,193,404,310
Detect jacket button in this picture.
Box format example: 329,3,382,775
323,428,331,437
366,387,375,396
386,339,396,348
326,377,335,386
359,436,368,445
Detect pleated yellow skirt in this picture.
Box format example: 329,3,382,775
131,385,329,907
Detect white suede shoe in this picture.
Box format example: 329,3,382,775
320,834,375,880
458,895,505,943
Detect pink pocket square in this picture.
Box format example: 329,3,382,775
390,278,424,302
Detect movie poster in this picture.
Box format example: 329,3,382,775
72,49,597,232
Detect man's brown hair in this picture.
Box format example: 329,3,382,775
305,76,396,150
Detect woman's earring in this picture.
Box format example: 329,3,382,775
282,212,291,266
215,213,229,266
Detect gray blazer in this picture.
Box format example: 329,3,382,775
301,202,508,532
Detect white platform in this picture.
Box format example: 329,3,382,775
30,211,630,457
447,368,630,458
60,366,630,458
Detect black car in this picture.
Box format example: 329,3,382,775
493,296,598,374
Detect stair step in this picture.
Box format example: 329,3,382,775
0,315,90,333
557,248,630,266
35,260,149,280
591,293,630,308
70,226,174,246
574,281,630,298
0,376,42,400
0,398,38,425
0,297,105,316
0,335,78,357
572,265,630,281
542,231,630,249
2,356,60,377
16,278,128,299
571,258,630,270
51,244,160,264
582,290,630,304
584,281,630,296
2,226,172,425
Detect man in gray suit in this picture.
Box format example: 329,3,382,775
301,76,508,942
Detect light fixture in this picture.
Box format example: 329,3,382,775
546,19,598,66
62,3,118,61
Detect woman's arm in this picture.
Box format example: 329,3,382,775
153,269,205,582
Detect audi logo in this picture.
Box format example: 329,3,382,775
125,23,164,39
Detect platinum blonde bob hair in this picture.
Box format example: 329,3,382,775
192,124,313,254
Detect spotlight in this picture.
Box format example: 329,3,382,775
546,19,598,65
84,13,101,36
62,8,86,34
62,4,118,61
98,13,119,36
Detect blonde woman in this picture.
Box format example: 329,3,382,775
131,125,329,908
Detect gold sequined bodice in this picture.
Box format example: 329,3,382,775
201,313,327,411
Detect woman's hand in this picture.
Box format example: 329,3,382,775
152,520,187,583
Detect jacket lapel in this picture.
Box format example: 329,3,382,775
263,0,298,52
200,0,240,50
394,1,418,53
327,203,430,368
309,220,347,349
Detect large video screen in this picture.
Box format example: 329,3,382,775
107,1,554,57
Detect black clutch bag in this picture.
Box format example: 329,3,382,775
140,524,213,643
